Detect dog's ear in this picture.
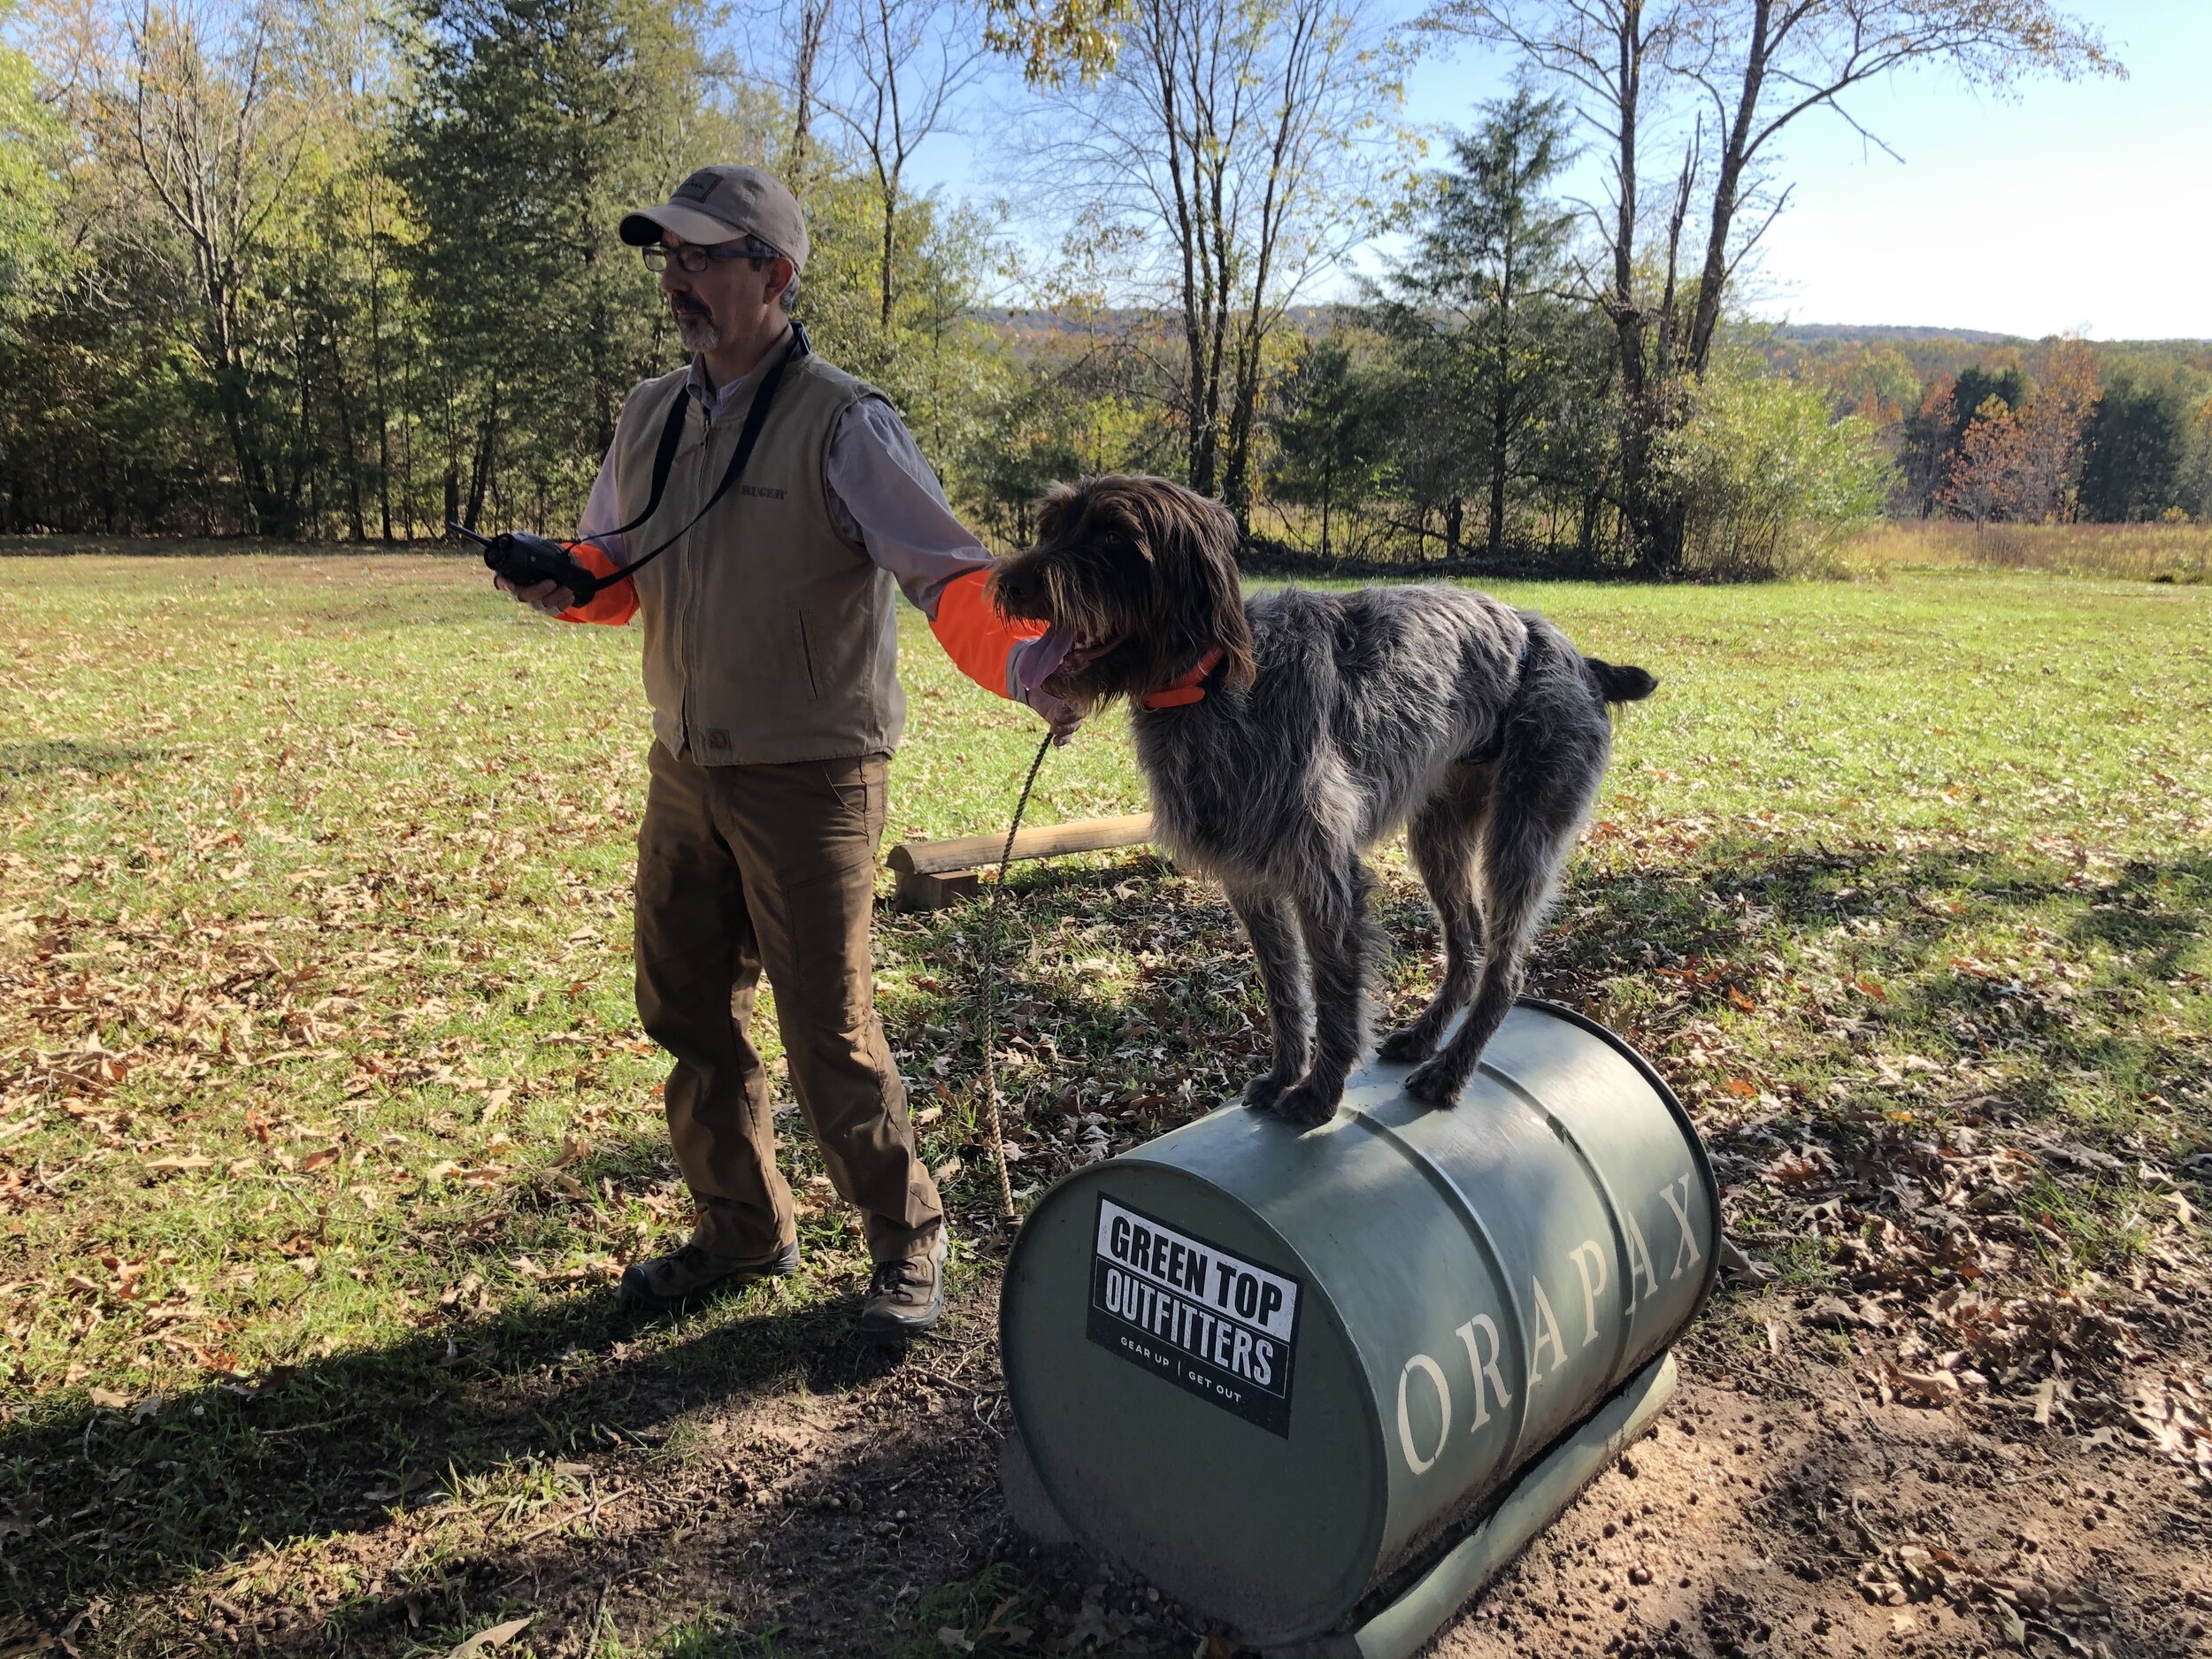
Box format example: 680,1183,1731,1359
1194,494,1256,690
1032,478,1088,544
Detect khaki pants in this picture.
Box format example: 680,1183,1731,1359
633,741,941,1263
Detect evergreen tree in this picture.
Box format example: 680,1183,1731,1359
1948,365,2028,449
1371,88,1578,561
2079,376,2186,523
392,0,708,530
1264,334,1393,559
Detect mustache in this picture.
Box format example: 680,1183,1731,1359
671,296,711,317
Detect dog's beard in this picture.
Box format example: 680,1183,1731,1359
1038,668,1102,715
1037,631,1138,712
673,303,720,351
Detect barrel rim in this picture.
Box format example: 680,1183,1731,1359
1000,1154,1391,1636
1513,995,1724,1321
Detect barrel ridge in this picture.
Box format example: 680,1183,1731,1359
1516,996,1725,1321
1472,1061,1640,1392
1338,1104,1535,1498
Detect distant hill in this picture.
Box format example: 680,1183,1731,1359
1769,322,2212,350
972,310,2212,384
1769,323,2019,346
1754,324,2212,393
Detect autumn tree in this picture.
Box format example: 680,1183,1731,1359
1429,0,2116,572
1940,343,2096,525
2006,338,2096,522
54,0,323,534
1940,395,2023,526
826,0,986,329
980,0,1128,81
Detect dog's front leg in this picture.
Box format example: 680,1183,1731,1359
1225,886,1310,1113
1274,857,1377,1127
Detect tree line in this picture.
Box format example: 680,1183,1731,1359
1796,336,2212,530
1,0,2157,579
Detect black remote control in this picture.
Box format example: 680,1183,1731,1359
448,523,604,604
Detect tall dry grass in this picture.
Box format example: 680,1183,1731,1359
1850,520,2212,583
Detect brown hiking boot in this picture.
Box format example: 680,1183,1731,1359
857,1232,947,1339
618,1237,799,1314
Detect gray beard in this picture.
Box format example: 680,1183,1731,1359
673,309,720,351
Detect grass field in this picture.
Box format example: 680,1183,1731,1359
3,550,2209,1656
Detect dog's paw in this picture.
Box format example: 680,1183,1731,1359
1404,1056,1470,1105
1242,1073,1292,1113
1271,1079,1343,1128
1377,1024,1436,1064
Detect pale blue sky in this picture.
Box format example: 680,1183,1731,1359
901,0,2209,340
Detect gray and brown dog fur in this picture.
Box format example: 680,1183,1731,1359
994,474,1656,1127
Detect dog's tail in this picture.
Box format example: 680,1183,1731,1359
1586,657,1657,704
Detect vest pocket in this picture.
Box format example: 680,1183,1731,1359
792,605,820,700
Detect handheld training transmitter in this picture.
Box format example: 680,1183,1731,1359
447,523,603,605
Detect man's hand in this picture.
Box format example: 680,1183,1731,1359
1026,685,1083,746
494,573,575,617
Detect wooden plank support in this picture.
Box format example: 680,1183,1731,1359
893,868,982,911
887,812,1154,911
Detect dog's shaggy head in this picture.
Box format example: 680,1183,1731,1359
992,474,1256,712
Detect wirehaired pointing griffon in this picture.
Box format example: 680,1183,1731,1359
993,475,1656,1127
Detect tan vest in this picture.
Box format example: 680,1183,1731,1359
611,349,904,765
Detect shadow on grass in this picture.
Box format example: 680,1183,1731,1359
0,741,162,780
0,1256,913,1629
1550,837,2209,1085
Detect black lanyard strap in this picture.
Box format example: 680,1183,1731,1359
588,320,810,583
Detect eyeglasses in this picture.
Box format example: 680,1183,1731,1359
641,242,776,274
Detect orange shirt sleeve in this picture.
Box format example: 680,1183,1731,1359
928,566,1045,700
556,541,639,626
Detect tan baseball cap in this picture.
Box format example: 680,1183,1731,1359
618,165,810,271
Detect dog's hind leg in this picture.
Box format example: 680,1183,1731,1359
1379,777,1488,1066
1225,885,1311,1113
1274,856,1379,1126
1405,745,1599,1105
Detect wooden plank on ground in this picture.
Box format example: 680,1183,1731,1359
887,813,1154,878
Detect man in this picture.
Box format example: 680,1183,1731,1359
496,164,1074,1336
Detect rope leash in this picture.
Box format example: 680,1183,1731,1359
979,732,1054,1221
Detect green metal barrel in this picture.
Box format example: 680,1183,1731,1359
1000,999,1719,1650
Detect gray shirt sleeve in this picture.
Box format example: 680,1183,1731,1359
575,446,628,564
826,399,1064,705
824,398,995,618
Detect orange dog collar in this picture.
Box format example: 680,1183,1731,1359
1141,646,1226,710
